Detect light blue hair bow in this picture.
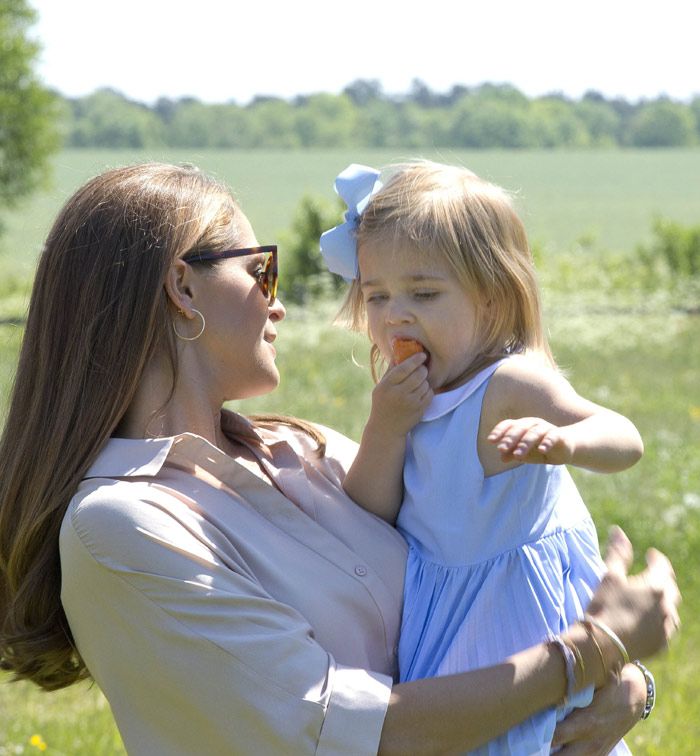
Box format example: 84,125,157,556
319,164,382,281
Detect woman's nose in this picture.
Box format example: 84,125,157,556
269,297,286,322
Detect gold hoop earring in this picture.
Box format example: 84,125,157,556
173,308,205,341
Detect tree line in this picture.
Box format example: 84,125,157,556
59,80,700,150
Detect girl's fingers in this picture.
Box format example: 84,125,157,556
536,428,562,453
511,426,552,457
385,352,426,380
487,418,518,442
500,424,550,457
493,421,533,450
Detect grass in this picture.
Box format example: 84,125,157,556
2,148,700,289
1,148,699,752
2,299,697,753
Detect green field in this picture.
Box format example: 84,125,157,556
1,149,699,754
2,148,700,286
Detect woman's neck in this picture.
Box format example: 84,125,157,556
115,355,225,448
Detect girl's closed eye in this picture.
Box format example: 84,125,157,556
412,289,440,301
365,291,389,305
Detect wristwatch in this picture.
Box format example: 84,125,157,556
632,660,656,719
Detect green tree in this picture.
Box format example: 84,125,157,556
530,97,590,148
246,97,300,148
628,100,696,147
355,99,403,147
279,194,344,304
343,78,383,106
165,99,215,148
449,96,535,148
0,0,60,208
67,88,164,148
294,93,359,147
166,100,252,148
574,99,622,146
690,96,700,139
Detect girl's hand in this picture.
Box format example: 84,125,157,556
368,353,433,438
551,664,646,754
487,417,574,465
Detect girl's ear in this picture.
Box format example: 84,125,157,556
164,259,196,315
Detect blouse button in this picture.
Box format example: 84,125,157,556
354,565,368,577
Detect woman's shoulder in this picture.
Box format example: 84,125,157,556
62,476,203,567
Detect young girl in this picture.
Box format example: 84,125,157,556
319,161,644,755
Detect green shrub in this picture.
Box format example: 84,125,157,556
278,194,344,304
644,218,700,278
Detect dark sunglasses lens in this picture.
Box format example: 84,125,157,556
262,252,277,301
268,257,278,300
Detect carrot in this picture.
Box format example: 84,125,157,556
392,338,424,364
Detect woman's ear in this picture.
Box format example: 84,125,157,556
164,259,196,315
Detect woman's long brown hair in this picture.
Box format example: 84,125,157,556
0,162,249,690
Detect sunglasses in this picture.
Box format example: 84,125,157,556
183,245,278,304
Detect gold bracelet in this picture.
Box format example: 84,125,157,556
585,615,630,667
582,620,609,682
561,636,586,686
547,635,576,705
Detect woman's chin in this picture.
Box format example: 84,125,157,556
252,370,281,397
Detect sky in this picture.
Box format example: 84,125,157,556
28,0,699,106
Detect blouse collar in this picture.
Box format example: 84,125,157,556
83,410,265,479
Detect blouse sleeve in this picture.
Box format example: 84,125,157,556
59,481,392,756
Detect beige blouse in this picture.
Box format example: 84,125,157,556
60,411,408,755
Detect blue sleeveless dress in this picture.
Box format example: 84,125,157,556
397,360,630,755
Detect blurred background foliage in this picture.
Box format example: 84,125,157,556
53,81,700,151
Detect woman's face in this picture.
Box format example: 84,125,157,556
191,214,286,402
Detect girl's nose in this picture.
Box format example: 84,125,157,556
385,300,414,324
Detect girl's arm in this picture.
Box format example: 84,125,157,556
482,357,643,475
343,353,432,522
379,529,679,754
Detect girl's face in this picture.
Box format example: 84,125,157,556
358,238,484,391
192,215,286,401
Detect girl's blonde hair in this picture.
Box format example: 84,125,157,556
337,160,554,385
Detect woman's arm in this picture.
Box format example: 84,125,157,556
379,528,679,755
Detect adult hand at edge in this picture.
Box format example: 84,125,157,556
551,664,646,755
587,526,681,663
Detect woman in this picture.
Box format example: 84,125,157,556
0,163,679,755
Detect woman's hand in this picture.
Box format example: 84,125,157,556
551,664,646,754
586,526,681,662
